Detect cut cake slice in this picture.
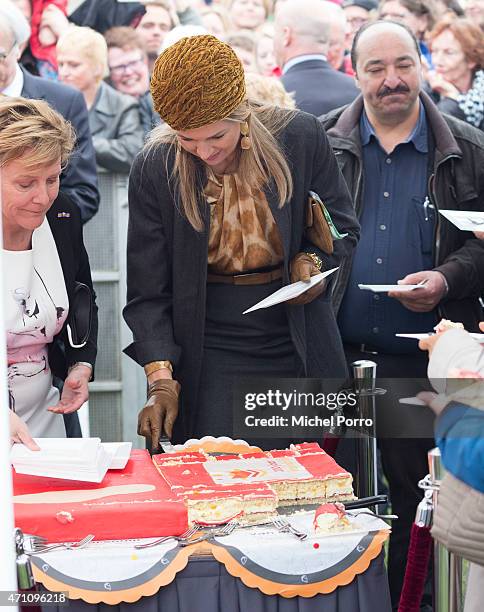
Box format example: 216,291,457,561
313,502,353,534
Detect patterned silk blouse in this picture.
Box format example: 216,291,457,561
205,170,284,274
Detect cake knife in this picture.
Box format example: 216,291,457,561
159,435,176,453
343,495,388,509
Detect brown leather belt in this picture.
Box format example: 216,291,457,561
207,266,284,286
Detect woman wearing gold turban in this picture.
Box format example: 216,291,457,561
123,35,360,450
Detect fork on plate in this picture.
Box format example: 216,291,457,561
29,534,95,554
272,518,308,541
179,520,238,546
348,511,398,521
134,525,200,550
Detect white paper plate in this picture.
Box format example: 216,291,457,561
243,268,338,314
358,284,423,293
439,210,484,231
398,397,426,406
396,332,484,343
102,442,132,469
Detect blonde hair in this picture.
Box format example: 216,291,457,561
0,97,75,168
146,100,296,231
245,73,296,109
57,26,109,83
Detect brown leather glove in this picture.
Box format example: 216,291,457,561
137,379,181,452
288,252,326,305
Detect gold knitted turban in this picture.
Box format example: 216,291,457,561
150,35,246,131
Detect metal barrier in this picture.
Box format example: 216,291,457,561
419,448,468,612
83,170,146,446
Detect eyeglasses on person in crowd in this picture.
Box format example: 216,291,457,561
109,57,145,75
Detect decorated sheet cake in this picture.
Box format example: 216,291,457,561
153,442,354,524
12,450,187,542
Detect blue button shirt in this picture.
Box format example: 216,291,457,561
338,104,438,354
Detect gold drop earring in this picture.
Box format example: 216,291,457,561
240,121,251,150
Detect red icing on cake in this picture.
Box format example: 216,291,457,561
313,502,348,531
314,502,346,520
215,454,243,461
153,459,216,489
290,442,323,452
154,451,207,465
296,453,351,480
13,450,188,542
155,443,351,487
267,450,296,458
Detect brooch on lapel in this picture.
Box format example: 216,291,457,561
57,212,71,218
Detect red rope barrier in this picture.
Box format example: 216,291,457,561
398,523,433,612
321,435,340,456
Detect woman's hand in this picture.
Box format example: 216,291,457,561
38,26,57,47
9,412,40,450
138,379,181,452
48,364,91,414
419,331,445,356
39,5,69,41
288,252,326,305
420,322,484,356
416,392,450,415
427,71,460,100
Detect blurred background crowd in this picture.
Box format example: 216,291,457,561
3,0,483,184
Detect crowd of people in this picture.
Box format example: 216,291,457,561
2,0,484,611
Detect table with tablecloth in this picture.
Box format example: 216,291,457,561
33,511,392,612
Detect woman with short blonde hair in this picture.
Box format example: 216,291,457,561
56,25,109,85
57,25,143,172
1,97,97,439
0,95,75,168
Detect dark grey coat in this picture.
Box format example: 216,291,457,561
123,110,360,424
89,82,144,174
